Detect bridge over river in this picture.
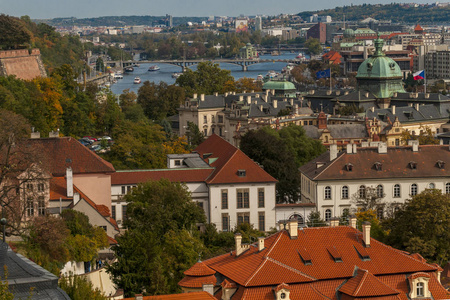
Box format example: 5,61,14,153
105,58,305,72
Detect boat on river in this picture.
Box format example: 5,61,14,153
148,65,160,71
124,66,134,73
172,72,182,79
133,77,141,84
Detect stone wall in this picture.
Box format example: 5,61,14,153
0,48,47,80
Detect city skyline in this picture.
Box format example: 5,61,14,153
1,0,434,19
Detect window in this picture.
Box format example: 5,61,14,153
174,160,181,166
219,127,223,136
416,282,424,297
222,214,229,232
204,128,207,136
203,115,207,124
100,226,107,231
341,186,349,199
258,188,265,208
37,183,45,192
446,183,450,194
237,189,249,208
26,184,33,191
197,201,204,210
428,183,435,189
26,198,34,217
38,196,45,216
258,212,265,231
377,207,383,220
359,185,366,199
112,205,116,220
218,115,224,123
325,209,332,221
221,189,228,209
290,214,304,226
211,115,215,123
121,186,126,194
122,205,127,221
377,185,384,198
127,186,132,193
237,212,250,226
324,186,332,199
411,183,418,196
237,170,246,177
394,184,401,198
212,127,215,134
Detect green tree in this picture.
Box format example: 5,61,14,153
382,189,450,265
401,126,439,145
305,38,322,56
176,61,234,97
107,179,206,296
59,274,107,300
306,211,326,227
0,14,32,49
185,121,204,148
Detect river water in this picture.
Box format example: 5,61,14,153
110,52,302,95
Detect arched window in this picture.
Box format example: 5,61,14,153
359,185,366,199
416,282,424,297
324,186,331,199
325,209,332,221
446,183,450,194
393,184,401,198
376,185,384,198
411,183,418,196
289,214,304,226
377,207,384,220
428,183,435,189
341,186,349,199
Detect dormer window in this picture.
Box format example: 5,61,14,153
237,170,246,177
327,246,343,263
408,273,431,299
409,161,417,169
437,160,445,169
374,162,382,171
345,163,353,171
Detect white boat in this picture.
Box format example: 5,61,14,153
256,74,264,81
148,65,160,71
172,72,182,79
114,71,123,79
133,77,141,84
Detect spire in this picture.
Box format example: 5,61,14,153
373,33,385,57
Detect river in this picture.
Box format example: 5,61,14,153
110,52,303,95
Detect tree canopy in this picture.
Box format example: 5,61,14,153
0,14,32,50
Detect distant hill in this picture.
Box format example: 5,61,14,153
37,16,208,27
297,3,450,24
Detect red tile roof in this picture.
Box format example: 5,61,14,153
27,137,115,176
339,269,399,297
111,168,213,185
178,274,216,288
184,261,216,276
49,176,71,200
194,135,277,184
123,291,216,300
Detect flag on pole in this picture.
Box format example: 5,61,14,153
413,70,425,80
316,69,331,79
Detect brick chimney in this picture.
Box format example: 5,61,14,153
258,237,265,251
329,217,339,227
362,222,371,247
66,167,73,197
330,144,338,161
273,100,278,109
288,219,298,239
349,215,357,229
200,94,205,101
135,295,143,300
202,283,214,295
193,93,198,99
317,111,327,129
30,131,40,139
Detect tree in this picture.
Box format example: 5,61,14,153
176,61,234,96
185,121,204,149
305,38,322,56
351,186,384,212
382,189,450,265
0,14,32,49
107,179,206,296
306,211,326,227
401,126,439,145
59,274,107,300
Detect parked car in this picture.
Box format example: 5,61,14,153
83,136,97,142
99,136,112,141
79,138,93,145
90,144,102,152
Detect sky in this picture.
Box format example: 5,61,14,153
1,0,431,19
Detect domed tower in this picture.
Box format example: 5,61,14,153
178,261,217,293
356,36,405,108
343,28,355,41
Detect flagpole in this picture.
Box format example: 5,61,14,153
424,71,427,94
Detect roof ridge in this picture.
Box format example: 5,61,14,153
313,151,344,180
354,270,368,296
243,257,269,286
265,256,316,280
116,167,214,173
309,282,332,300
265,231,284,257
206,148,238,183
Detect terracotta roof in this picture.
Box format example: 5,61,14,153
49,176,71,200
184,261,216,276
415,24,424,32
339,268,399,297
408,272,431,280
107,235,118,245
111,168,213,185
178,274,216,288
301,145,450,181
123,291,216,300
27,137,115,176
194,135,277,184
220,279,236,289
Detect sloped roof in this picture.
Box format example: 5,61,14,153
111,168,213,185
194,134,277,184
339,269,399,297
123,291,216,300
27,137,115,176
184,261,216,276
178,274,217,288
300,145,450,181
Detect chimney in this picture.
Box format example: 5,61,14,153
370,107,375,113
294,104,299,114
391,105,396,115
235,233,243,256
265,89,269,96
289,99,294,106
193,93,198,99
377,142,387,154
225,92,229,97
349,215,357,229
273,100,278,109
30,132,40,139
330,144,338,161
346,144,353,154
259,105,263,111
329,217,339,227
49,131,59,138
361,141,369,148
214,92,219,96
73,192,80,206
440,139,444,145
415,103,419,111
258,237,265,251
135,295,143,300
66,167,73,197
362,221,371,247
288,219,298,239
352,144,357,154
251,90,254,93
410,140,419,152
200,94,205,101
425,93,430,99
247,96,251,104
271,89,275,95
365,92,369,98
239,95,244,101
202,284,214,295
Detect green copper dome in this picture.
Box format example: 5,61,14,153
343,28,355,38
356,37,405,99
356,38,402,79
262,80,296,91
